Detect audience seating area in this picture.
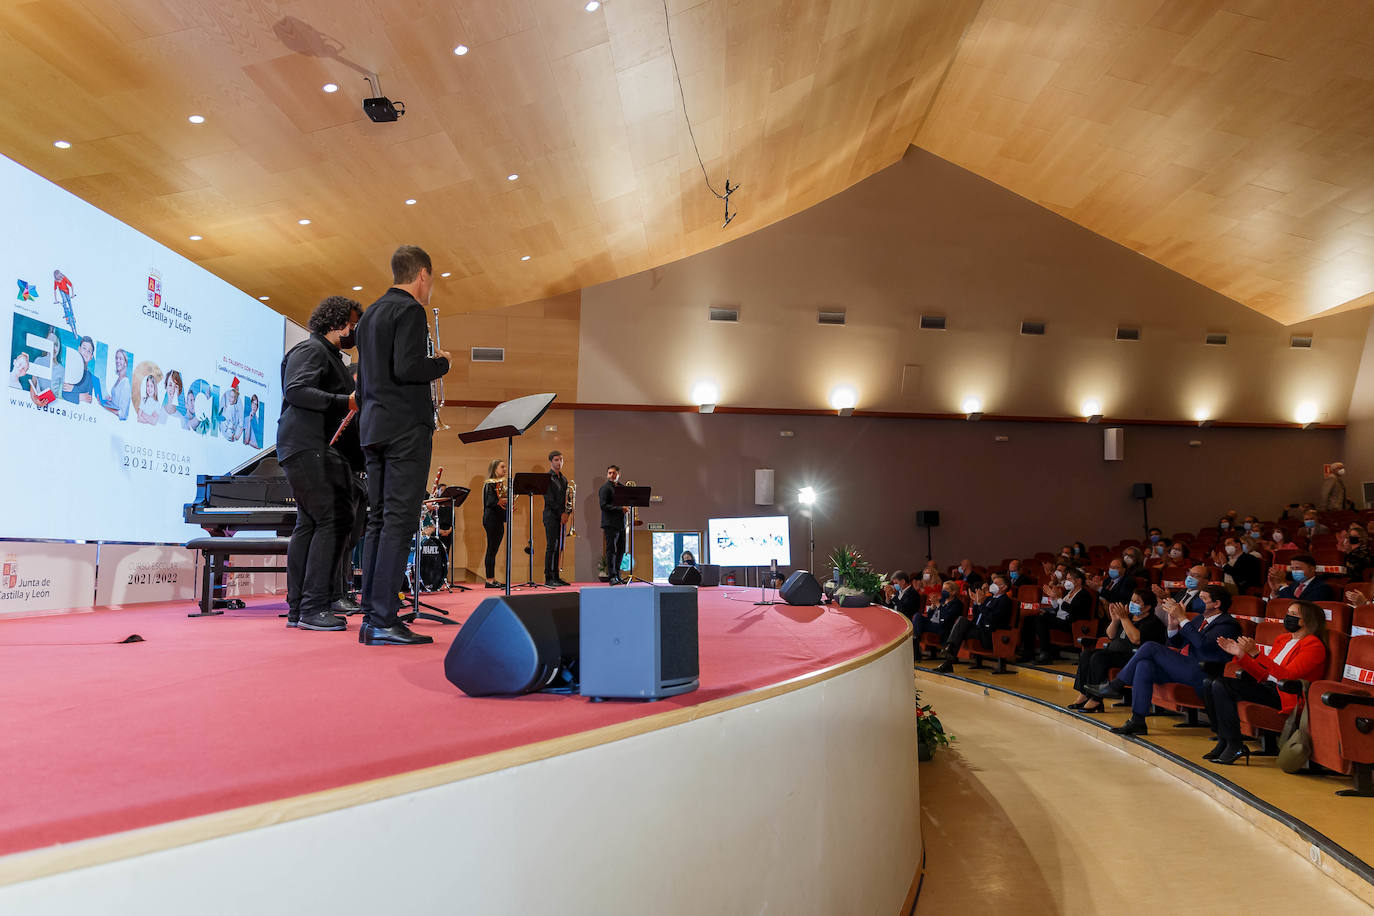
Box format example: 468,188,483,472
901,506,1374,798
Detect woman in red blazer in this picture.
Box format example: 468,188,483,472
1201,600,1329,766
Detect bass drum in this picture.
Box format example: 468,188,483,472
407,535,448,592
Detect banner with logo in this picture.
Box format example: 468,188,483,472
1,153,286,544
95,544,198,606
0,542,97,617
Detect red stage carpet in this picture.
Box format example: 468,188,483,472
0,585,905,859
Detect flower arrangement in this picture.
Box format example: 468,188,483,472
915,689,952,760
827,545,887,606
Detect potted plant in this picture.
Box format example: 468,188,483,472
915,689,952,761
827,545,887,607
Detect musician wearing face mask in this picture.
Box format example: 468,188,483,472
935,575,1012,673
1019,567,1093,664
1212,536,1261,593
278,296,363,632
1067,590,1165,713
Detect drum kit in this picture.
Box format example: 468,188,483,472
406,507,450,593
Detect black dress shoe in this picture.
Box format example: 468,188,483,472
331,595,361,614
359,621,434,646
934,660,954,674
554,578,571,587
1085,680,1126,701
1110,717,1149,736
298,611,347,631
1033,652,1056,665
484,581,505,589
545,579,561,587
1214,743,1250,766
286,614,299,629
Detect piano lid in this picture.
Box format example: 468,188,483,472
225,445,281,478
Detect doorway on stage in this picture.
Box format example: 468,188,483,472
652,531,701,583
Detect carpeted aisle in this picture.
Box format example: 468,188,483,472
0,586,904,858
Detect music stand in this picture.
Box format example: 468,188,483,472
434,485,470,591
612,485,652,584
512,472,553,589
458,393,558,597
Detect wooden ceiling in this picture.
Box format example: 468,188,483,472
0,0,1371,326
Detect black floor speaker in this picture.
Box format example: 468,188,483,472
779,570,823,606
697,564,720,587
668,565,702,586
443,592,580,697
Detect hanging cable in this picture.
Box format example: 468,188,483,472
662,0,738,226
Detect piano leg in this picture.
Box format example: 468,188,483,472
188,550,226,617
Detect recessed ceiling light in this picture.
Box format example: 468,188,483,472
352,285,363,291
453,44,469,56
585,0,601,10
298,218,311,225
258,296,270,301
507,173,519,181
188,115,205,124
188,235,202,241
520,255,531,261
322,83,339,93
404,198,417,205
440,272,452,278
53,140,71,149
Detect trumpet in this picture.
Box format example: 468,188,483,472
429,307,450,430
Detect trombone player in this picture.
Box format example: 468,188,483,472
543,450,572,587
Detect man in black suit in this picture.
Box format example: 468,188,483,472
543,450,571,587
354,245,451,646
279,296,363,632
1095,557,1135,607
936,575,1014,673
883,570,922,662
599,465,627,585
1267,553,1337,603
1212,536,1262,594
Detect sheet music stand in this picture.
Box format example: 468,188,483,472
511,471,553,589
458,393,557,597
612,485,652,584
433,485,470,591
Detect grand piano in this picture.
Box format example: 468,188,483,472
182,446,295,615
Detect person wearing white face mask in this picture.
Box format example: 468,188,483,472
1019,568,1093,664
1211,536,1261,593
1320,461,1347,511
935,576,1013,673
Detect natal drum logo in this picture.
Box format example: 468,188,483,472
2,554,17,590
147,269,163,308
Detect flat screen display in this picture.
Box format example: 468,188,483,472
2,154,286,543
706,516,791,568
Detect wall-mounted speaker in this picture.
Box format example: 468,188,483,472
1132,482,1153,499
580,586,699,701
754,468,775,505
443,592,580,697
916,510,940,528
1104,427,1124,461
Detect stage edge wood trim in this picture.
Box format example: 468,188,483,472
0,617,914,888
901,846,927,916
917,670,1374,909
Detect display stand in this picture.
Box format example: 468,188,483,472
458,393,558,597
511,471,553,589
612,485,652,584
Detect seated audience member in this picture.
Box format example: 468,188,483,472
1071,541,1088,562
935,576,1013,672
1203,600,1329,765
1240,535,1264,559
1147,527,1165,546
1298,508,1330,545
1152,563,1209,614
1057,545,1074,563
1019,567,1093,664
883,570,919,619
679,551,697,567
1212,537,1262,594
1215,516,1235,537
1089,585,1241,736
919,580,965,659
1270,527,1297,551
1094,557,1135,606
1340,525,1372,581
950,558,984,590
1265,554,1337,603
1040,558,1070,585
1005,558,1035,589
1166,541,1189,564
1120,546,1145,577
1241,515,1260,538
1145,541,1169,571
1068,590,1165,713
917,563,944,603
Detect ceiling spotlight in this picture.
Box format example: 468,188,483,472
798,486,817,506
585,0,601,10
297,218,311,225
440,272,452,278
404,198,417,206
1295,402,1319,428
520,254,531,261
1194,408,1212,428
507,173,519,181
829,385,857,417
691,381,720,413
188,115,205,124
188,235,202,241
53,140,72,149
352,285,363,291
1081,399,1103,423
322,83,339,93
258,296,270,301
962,396,983,420
453,44,469,56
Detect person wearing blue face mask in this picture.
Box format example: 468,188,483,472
1147,528,1163,544
1151,564,1208,614
1004,559,1035,589
1096,557,1134,606
1298,508,1330,547
1068,590,1165,713
1266,554,1336,602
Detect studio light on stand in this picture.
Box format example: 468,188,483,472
798,486,817,575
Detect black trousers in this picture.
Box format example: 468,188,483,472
1021,611,1071,657
1074,647,1133,693
603,526,625,580
1203,674,1282,743
360,425,432,628
944,617,992,655
483,515,506,580
334,473,367,600
282,449,356,619
543,514,563,580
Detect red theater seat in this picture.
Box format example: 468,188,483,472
1315,602,1352,634
1231,595,1265,626
1309,636,1374,795
1353,605,1374,638
1239,628,1348,748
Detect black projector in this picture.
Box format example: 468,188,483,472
363,96,405,123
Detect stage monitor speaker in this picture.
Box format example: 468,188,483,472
1132,482,1153,499
916,510,940,528
698,564,720,587
443,592,580,697
668,565,702,586
779,570,823,606
580,585,699,701
1104,427,1124,461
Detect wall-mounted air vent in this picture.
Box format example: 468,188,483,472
1290,335,1313,349
1115,327,1140,341
1204,333,1229,346
1020,321,1046,336
817,309,846,326
708,306,739,322
471,347,505,362
919,315,946,331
